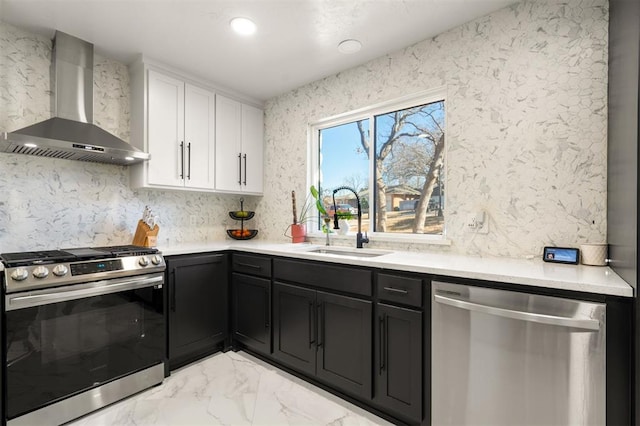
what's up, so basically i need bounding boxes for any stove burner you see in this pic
[0,250,78,267]
[62,248,111,258]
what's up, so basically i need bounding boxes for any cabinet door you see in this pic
[215,95,242,192]
[167,253,228,369]
[316,291,372,399]
[147,69,184,187]
[241,104,264,193]
[184,84,215,190]
[374,303,422,422]
[232,272,271,354]
[272,282,317,376]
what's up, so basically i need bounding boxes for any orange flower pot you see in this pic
[290,224,306,243]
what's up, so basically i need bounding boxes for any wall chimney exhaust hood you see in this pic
[0,31,149,165]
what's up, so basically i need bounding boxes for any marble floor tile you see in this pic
[68,351,393,426]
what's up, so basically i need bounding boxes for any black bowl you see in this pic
[229,211,255,220]
[227,229,258,240]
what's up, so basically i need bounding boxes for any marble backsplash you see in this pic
[0,23,255,251]
[0,154,258,251]
[258,0,609,258]
[1,0,609,257]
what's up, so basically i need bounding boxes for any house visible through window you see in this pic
[312,90,445,236]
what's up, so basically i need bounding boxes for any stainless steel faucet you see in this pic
[332,186,369,248]
[323,217,332,246]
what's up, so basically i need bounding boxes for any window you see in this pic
[310,89,445,237]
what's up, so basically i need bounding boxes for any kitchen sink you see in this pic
[305,247,391,258]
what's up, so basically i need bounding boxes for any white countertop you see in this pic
[158,241,634,298]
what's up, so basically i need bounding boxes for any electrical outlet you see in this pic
[467,211,489,234]
[189,215,197,226]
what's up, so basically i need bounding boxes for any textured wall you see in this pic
[0,0,609,257]
[0,23,256,251]
[259,0,609,258]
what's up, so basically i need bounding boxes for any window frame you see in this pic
[307,87,449,243]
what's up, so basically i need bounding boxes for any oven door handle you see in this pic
[5,274,164,311]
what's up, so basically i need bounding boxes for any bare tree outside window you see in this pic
[373,101,444,233]
[316,95,445,236]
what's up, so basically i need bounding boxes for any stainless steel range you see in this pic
[1,245,166,426]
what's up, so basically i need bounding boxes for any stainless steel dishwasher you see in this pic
[432,281,606,426]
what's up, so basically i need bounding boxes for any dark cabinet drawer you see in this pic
[273,258,372,297]
[232,253,272,278]
[377,273,422,308]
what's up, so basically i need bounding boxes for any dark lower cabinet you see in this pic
[273,281,372,399]
[316,290,372,398]
[374,303,422,423]
[272,282,318,376]
[167,253,228,370]
[273,282,318,375]
[231,272,271,355]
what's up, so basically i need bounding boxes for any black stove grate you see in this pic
[1,245,159,267]
[0,250,78,267]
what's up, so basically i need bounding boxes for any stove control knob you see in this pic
[138,257,149,267]
[33,266,49,279]
[52,264,68,277]
[11,268,29,281]
[151,255,162,265]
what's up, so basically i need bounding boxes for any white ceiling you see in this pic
[1,0,519,102]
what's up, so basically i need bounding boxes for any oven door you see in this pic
[4,273,165,421]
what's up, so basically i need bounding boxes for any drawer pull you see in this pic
[383,286,408,294]
[235,262,262,270]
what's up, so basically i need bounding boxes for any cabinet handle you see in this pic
[379,315,386,373]
[317,302,324,348]
[234,262,261,270]
[179,141,185,179]
[170,270,176,312]
[309,301,315,347]
[383,286,408,295]
[264,289,270,329]
[243,153,247,185]
[187,142,191,180]
[238,153,242,185]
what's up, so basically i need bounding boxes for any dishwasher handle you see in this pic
[433,293,601,331]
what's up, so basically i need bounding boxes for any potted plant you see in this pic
[289,186,331,242]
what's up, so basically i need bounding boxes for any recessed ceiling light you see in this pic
[230,17,257,36]
[125,156,134,161]
[338,39,362,54]
[24,143,38,148]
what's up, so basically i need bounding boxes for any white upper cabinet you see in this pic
[241,103,265,194]
[131,66,215,191]
[130,60,263,194]
[146,71,185,188]
[214,95,242,191]
[184,84,216,189]
[215,95,264,194]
